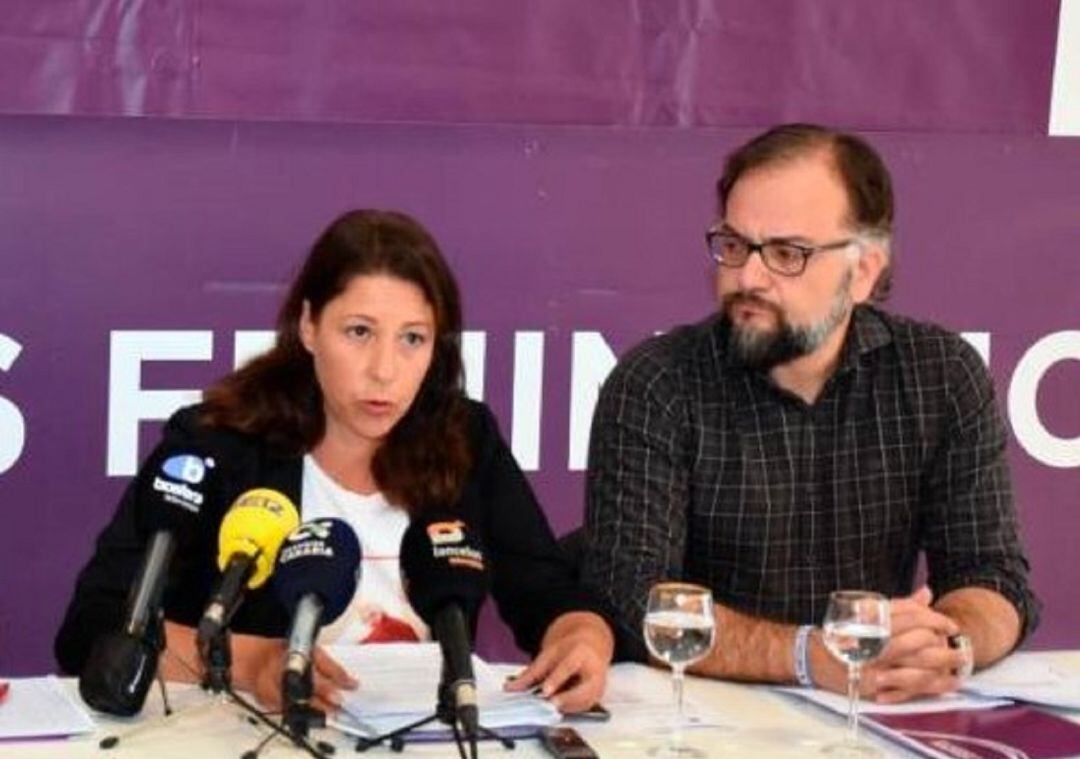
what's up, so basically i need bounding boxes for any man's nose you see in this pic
[736,248,773,291]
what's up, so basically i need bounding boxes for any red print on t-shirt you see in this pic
[360,611,421,643]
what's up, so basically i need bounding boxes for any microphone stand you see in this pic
[199,626,233,695]
[282,661,327,740]
[196,626,332,758]
[222,681,331,759]
[96,615,219,751]
[354,663,514,758]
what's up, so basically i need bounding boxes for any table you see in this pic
[1,653,1077,758]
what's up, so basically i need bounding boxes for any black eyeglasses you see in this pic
[705,228,858,277]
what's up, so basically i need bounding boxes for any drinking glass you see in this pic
[821,590,891,756]
[643,582,716,757]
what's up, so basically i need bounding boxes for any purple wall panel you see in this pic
[0,1,1060,132]
[0,0,1075,676]
[0,116,1077,674]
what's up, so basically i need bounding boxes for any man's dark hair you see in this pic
[717,123,895,301]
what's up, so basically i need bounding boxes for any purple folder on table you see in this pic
[866,705,1080,759]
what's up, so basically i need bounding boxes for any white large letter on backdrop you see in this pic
[107,331,212,476]
[1008,331,1080,468]
[461,331,486,402]
[233,330,275,369]
[568,332,618,471]
[512,331,544,471]
[0,334,26,475]
[1051,0,1080,136]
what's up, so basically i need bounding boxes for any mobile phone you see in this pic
[567,702,611,722]
[539,726,599,759]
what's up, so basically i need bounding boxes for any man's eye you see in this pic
[770,244,805,266]
[721,239,745,257]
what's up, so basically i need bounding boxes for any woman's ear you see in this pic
[298,300,315,353]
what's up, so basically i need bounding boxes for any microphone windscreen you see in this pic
[400,514,489,625]
[217,488,300,588]
[136,446,218,543]
[273,518,361,622]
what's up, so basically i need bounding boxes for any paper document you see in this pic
[777,685,1010,715]
[594,663,731,731]
[866,705,1080,759]
[964,652,1080,710]
[326,643,559,740]
[0,676,96,740]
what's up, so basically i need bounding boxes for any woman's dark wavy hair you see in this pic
[201,209,471,511]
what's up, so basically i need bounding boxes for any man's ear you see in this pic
[299,300,315,352]
[850,242,888,304]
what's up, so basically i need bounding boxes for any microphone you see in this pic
[400,514,490,738]
[79,449,216,716]
[272,518,361,736]
[197,488,300,659]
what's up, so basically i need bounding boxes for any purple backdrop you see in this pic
[0,1,1076,675]
[0,1,1059,132]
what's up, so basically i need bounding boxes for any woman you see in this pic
[56,209,614,713]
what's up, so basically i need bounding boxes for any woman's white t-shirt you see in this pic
[300,454,430,645]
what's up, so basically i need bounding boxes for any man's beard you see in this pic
[724,270,853,371]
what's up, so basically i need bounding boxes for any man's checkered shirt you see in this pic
[582,306,1039,657]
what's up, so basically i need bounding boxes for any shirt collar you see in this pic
[838,305,892,372]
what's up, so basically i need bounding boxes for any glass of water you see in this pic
[821,590,891,757]
[643,582,716,757]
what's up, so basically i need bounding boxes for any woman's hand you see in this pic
[504,611,614,713]
[232,635,358,712]
[162,622,357,712]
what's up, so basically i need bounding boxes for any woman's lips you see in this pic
[360,400,394,416]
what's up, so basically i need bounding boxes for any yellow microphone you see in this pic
[198,488,300,647]
[217,488,300,588]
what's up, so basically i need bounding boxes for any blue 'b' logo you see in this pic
[162,454,208,485]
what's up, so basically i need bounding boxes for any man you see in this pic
[582,124,1039,702]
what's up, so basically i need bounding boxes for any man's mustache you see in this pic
[724,291,781,317]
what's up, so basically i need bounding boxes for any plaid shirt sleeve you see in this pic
[920,337,1042,641]
[581,339,691,660]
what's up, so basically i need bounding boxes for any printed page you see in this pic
[0,676,96,740]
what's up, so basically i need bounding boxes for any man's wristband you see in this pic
[794,624,815,687]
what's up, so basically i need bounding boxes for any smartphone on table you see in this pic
[539,726,599,759]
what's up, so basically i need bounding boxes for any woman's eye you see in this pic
[402,331,427,347]
[347,325,371,339]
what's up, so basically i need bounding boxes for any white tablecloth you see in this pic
[2,652,1078,758]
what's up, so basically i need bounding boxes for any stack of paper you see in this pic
[0,676,96,740]
[964,652,1080,710]
[776,685,1010,715]
[325,643,560,740]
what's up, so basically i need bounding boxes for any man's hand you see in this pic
[872,587,966,703]
[504,611,614,713]
[808,587,966,703]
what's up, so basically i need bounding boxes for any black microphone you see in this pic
[400,515,490,738]
[79,449,216,716]
[272,518,361,736]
